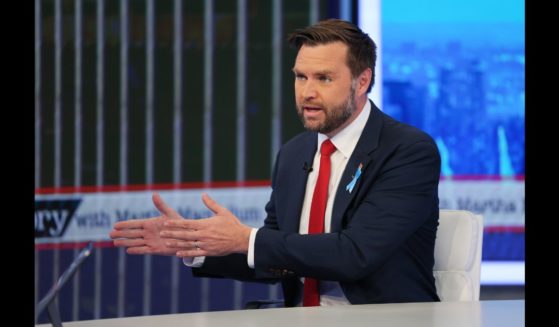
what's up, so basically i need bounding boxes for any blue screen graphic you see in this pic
[378,0,525,261]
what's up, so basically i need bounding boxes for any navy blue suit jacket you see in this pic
[194,102,441,305]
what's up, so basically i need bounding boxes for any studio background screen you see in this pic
[363,0,525,266]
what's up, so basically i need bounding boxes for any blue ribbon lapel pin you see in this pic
[346,163,363,194]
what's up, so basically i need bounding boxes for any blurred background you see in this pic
[35,0,524,323]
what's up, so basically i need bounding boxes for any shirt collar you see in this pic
[317,100,371,159]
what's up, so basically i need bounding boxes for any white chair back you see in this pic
[434,210,483,301]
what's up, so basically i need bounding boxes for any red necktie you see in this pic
[303,139,337,307]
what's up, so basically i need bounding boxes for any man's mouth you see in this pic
[303,105,322,112]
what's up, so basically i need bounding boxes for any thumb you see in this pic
[152,192,181,219]
[201,193,227,215]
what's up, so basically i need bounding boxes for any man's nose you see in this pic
[302,81,317,100]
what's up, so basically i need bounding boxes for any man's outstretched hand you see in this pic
[109,192,184,256]
[160,193,252,257]
[110,192,252,258]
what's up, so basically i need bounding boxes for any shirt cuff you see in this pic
[247,228,259,268]
[182,256,206,268]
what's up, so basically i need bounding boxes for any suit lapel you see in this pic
[330,101,383,232]
[283,134,317,233]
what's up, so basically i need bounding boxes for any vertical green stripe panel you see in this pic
[245,0,272,181]
[81,41,97,187]
[59,1,76,188]
[79,0,98,187]
[182,2,204,183]
[61,43,76,187]
[103,1,122,186]
[213,0,237,181]
[40,0,55,188]
[103,44,121,186]
[127,0,147,185]
[153,47,174,184]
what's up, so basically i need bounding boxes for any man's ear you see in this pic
[357,68,373,96]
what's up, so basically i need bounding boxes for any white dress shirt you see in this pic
[186,101,372,306]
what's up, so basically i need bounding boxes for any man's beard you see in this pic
[297,81,357,135]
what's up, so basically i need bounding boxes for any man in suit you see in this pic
[110,19,441,306]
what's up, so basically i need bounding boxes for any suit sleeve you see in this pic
[191,151,282,283]
[253,140,441,282]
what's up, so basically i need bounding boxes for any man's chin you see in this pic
[303,120,322,132]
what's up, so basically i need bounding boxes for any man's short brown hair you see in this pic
[288,19,377,93]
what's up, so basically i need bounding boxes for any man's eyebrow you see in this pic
[313,70,335,76]
[291,68,335,76]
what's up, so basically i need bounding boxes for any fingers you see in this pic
[113,218,149,230]
[109,229,144,240]
[160,229,199,241]
[152,192,181,219]
[164,239,193,249]
[113,238,146,248]
[201,193,227,215]
[127,246,154,255]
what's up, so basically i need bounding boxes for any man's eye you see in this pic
[319,76,332,82]
[295,75,307,81]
